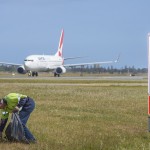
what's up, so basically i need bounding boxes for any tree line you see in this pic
[0,64,147,75]
[67,65,147,75]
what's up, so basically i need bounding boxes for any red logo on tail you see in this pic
[59,30,64,49]
[58,51,62,57]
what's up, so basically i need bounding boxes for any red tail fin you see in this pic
[55,29,64,57]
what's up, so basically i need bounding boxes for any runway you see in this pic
[0,74,146,81]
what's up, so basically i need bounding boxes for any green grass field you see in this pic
[0,77,149,150]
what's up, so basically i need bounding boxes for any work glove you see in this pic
[12,106,20,113]
[12,108,19,113]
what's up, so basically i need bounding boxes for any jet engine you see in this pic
[17,66,27,74]
[54,66,66,76]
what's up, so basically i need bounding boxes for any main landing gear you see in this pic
[28,71,38,77]
[54,72,60,77]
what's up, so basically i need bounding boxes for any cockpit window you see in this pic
[24,59,34,62]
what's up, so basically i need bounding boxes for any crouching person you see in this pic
[0,93,36,143]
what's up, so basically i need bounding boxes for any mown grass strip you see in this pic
[0,78,149,150]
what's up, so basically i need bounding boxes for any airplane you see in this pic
[0,29,119,77]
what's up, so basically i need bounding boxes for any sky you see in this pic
[0,0,150,69]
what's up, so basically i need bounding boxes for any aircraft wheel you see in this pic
[54,73,57,77]
[32,72,35,76]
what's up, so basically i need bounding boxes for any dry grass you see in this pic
[0,78,149,150]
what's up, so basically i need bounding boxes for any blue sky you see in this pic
[0,0,150,68]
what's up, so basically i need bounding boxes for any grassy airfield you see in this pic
[0,75,149,150]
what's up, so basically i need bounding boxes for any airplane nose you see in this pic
[24,61,30,69]
[24,61,27,66]
[24,59,35,70]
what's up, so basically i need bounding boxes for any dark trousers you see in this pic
[19,97,35,140]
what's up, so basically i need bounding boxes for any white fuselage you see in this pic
[24,55,63,72]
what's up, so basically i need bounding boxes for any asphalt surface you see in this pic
[0,74,146,81]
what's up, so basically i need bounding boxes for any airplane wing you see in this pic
[64,60,117,67]
[0,62,22,66]
[64,56,119,67]
[64,56,86,60]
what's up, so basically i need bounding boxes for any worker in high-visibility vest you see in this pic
[0,93,36,143]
